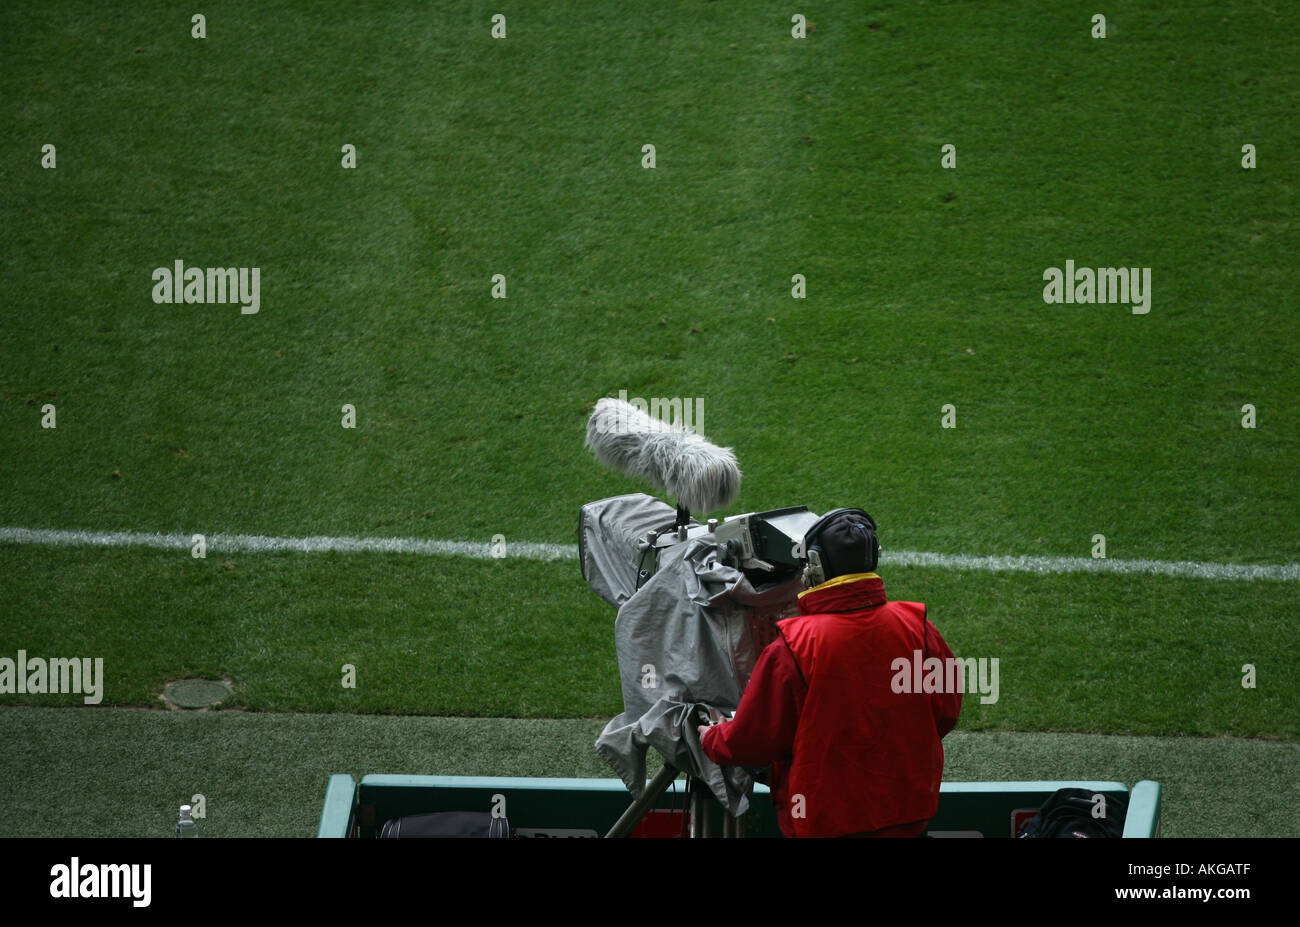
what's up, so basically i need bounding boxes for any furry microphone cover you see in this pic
[585,397,741,515]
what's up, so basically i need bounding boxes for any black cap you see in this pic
[808,509,881,580]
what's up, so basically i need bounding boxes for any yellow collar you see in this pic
[797,572,880,599]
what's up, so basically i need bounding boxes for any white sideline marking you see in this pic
[885,549,1299,582]
[0,527,573,562]
[0,526,1296,582]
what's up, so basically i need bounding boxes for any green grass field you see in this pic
[1,1,1297,837]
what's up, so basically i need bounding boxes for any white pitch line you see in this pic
[0,526,1296,582]
[0,527,574,562]
[883,549,1300,583]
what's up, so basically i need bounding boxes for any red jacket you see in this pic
[701,573,961,837]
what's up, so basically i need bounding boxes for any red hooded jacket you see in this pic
[701,573,961,837]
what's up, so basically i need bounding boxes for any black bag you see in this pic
[1016,788,1127,838]
[379,811,512,838]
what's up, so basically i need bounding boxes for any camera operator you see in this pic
[699,509,962,837]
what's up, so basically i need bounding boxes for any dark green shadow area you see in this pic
[1,707,1295,837]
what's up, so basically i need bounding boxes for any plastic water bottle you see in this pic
[175,804,199,838]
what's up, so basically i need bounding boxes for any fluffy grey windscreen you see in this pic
[585,398,741,514]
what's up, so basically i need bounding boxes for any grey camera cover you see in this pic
[583,494,804,816]
[579,493,682,608]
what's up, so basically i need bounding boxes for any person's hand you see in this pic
[696,706,724,736]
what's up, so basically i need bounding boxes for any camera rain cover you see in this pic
[581,494,805,815]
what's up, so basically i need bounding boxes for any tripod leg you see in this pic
[688,777,721,837]
[605,763,680,838]
[689,780,705,837]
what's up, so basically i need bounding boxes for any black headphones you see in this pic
[802,508,882,587]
